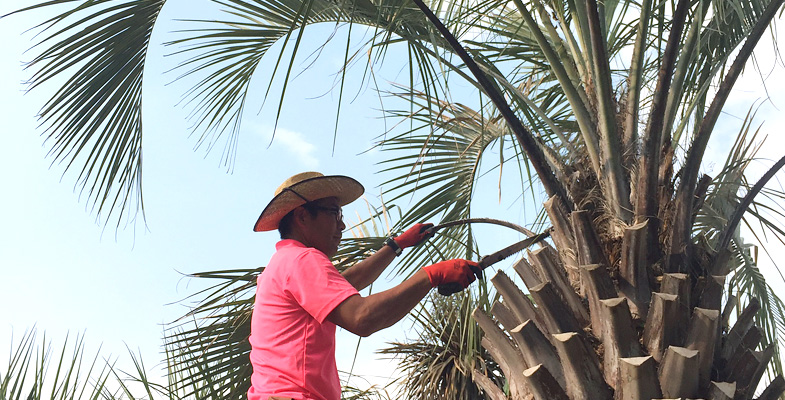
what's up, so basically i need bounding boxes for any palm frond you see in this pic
[406,0,570,205]
[379,282,502,399]
[14,0,166,227]
[585,0,632,222]
[163,267,258,400]
[0,329,114,400]
[717,154,785,252]
[166,0,461,165]
[622,0,652,149]
[166,0,349,166]
[633,0,690,249]
[508,0,600,176]
[727,243,785,379]
[669,0,784,270]
[694,114,785,383]
[373,90,519,274]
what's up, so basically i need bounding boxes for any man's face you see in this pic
[300,197,345,258]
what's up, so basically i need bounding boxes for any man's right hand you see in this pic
[422,259,482,289]
[395,223,434,249]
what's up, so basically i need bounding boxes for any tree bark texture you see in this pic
[552,332,613,400]
[721,294,738,331]
[658,346,699,398]
[618,356,662,400]
[619,221,652,318]
[544,195,579,288]
[599,297,642,389]
[571,210,611,269]
[660,273,690,334]
[491,300,523,332]
[707,381,735,400]
[472,368,508,400]
[491,271,548,334]
[473,307,531,399]
[643,293,680,361]
[522,364,570,400]
[529,246,590,326]
[511,320,565,388]
[581,263,617,341]
[719,297,760,364]
[530,281,582,333]
[695,275,725,311]
[685,307,719,390]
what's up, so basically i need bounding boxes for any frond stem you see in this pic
[669,0,785,270]
[633,0,690,263]
[408,0,574,212]
[585,0,632,222]
[623,0,652,151]
[513,0,601,176]
[428,217,537,236]
[717,154,785,253]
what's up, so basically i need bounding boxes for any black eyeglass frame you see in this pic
[304,204,344,222]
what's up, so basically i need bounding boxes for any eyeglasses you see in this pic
[307,205,343,222]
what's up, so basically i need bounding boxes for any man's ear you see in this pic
[292,206,310,228]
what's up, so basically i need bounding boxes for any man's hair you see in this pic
[278,204,319,239]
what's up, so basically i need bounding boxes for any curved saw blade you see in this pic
[477,228,552,269]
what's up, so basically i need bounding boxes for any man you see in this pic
[248,171,481,400]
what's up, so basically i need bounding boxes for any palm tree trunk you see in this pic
[474,229,785,399]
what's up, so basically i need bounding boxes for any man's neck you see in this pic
[283,232,312,250]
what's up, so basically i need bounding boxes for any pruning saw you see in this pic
[436,227,553,296]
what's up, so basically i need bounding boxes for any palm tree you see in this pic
[6,0,785,398]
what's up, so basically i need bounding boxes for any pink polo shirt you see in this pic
[248,239,360,400]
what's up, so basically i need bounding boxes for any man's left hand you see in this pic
[395,223,434,249]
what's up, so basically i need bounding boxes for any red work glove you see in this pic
[423,259,482,289]
[394,223,434,249]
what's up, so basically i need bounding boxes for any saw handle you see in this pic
[437,263,484,296]
[437,282,463,296]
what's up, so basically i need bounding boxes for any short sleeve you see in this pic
[285,249,359,323]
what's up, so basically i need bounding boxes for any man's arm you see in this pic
[327,259,479,337]
[341,223,433,291]
[330,269,432,337]
[341,245,397,291]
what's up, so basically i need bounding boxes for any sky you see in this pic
[1,0,785,396]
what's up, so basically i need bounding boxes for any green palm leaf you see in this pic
[0,329,114,400]
[379,283,502,399]
[163,267,257,399]
[693,111,785,380]
[374,90,522,272]
[8,0,165,226]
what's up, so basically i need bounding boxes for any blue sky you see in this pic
[2,0,785,395]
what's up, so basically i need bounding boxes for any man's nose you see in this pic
[338,219,346,231]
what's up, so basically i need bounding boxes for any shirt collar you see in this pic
[276,238,306,250]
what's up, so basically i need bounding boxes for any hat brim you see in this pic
[253,175,364,232]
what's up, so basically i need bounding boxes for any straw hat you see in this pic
[253,171,364,232]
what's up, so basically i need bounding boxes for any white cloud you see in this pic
[267,127,320,169]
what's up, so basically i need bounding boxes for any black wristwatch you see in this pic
[384,236,402,256]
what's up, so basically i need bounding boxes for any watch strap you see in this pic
[385,236,402,256]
